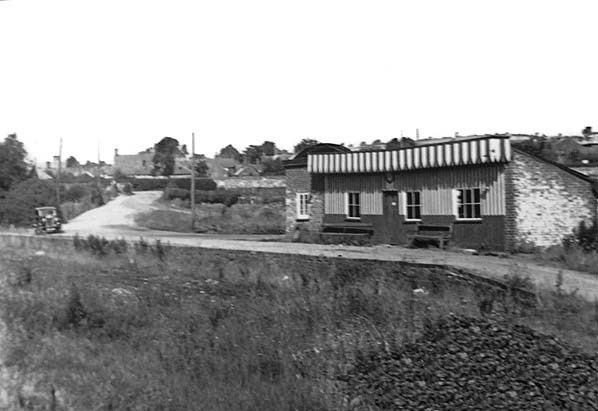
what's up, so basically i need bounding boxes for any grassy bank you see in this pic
[135,203,284,234]
[0,239,597,410]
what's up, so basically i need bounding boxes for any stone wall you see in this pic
[285,167,324,237]
[509,150,597,248]
[215,177,285,190]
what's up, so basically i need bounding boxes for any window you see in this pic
[456,188,481,219]
[405,191,422,221]
[296,193,309,220]
[346,192,361,219]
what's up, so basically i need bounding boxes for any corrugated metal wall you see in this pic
[324,164,505,216]
[325,174,385,215]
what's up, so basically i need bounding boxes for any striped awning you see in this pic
[307,136,511,174]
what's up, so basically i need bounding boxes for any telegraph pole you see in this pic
[56,137,63,206]
[190,132,196,231]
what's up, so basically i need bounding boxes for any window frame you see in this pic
[296,192,310,220]
[454,187,482,221]
[345,191,361,220]
[404,190,422,222]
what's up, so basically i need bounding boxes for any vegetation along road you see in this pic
[55,193,598,301]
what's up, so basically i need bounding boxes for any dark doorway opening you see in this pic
[382,190,401,244]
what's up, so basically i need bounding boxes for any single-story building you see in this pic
[284,136,598,251]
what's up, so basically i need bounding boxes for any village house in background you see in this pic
[36,156,113,180]
[284,135,598,251]
[112,144,291,179]
[113,148,192,177]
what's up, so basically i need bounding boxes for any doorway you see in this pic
[382,191,401,244]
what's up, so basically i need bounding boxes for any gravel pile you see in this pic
[342,315,598,410]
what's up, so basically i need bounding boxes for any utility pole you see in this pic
[56,137,63,206]
[190,132,196,231]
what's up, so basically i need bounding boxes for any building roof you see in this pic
[513,148,596,185]
[284,143,351,168]
[307,135,511,174]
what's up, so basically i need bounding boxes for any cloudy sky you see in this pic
[0,0,597,163]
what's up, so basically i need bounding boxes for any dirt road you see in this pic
[62,191,162,234]
[58,193,598,301]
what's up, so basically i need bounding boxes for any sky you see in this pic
[1,0,597,164]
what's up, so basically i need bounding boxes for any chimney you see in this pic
[454,132,459,138]
[416,128,420,140]
[114,148,119,157]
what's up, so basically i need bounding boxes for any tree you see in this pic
[386,137,415,150]
[261,158,284,175]
[195,159,210,177]
[0,134,28,192]
[66,156,80,168]
[152,137,181,177]
[0,179,58,226]
[261,141,276,156]
[294,138,319,154]
[243,145,263,164]
[218,144,242,162]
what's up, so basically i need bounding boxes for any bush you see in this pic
[73,234,129,256]
[563,220,598,252]
[0,178,60,226]
[127,177,217,191]
[164,187,190,201]
[165,188,240,207]
[122,182,133,195]
[64,184,90,202]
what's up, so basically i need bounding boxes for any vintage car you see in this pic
[33,206,63,234]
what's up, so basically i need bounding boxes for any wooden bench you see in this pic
[321,222,374,236]
[407,224,453,249]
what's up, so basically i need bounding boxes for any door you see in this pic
[382,191,401,244]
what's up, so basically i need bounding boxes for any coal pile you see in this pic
[341,315,598,410]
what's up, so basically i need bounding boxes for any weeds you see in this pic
[1,243,598,410]
[135,205,285,234]
[503,263,534,291]
[72,235,166,260]
[73,234,128,256]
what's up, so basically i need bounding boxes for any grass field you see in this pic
[135,203,285,234]
[0,238,597,410]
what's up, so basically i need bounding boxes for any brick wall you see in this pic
[285,167,324,236]
[509,150,597,248]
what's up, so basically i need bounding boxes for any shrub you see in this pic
[72,235,129,256]
[134,237,150,253]
[121,182,133,195]
[563,220,598,252]
[128,177,217,191]
[164,187,190,201]
[0,178,60,226]
[165,188,240,207]
[64,184,90,202]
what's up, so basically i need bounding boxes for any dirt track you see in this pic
[57,193,598,301]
